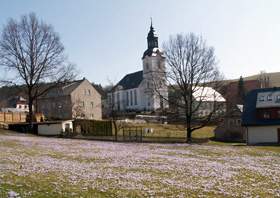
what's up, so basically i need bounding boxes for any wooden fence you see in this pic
[122,127,143,142]
[73,119,113,136]
[0,112,26,123]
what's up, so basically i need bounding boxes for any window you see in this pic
[158,59,161,69]
[276,95,280,102]
[88,90,91,96]
[277,111,280,118]
[117,93,120,110]
[81,101,85,108]
[259,96,265,102]
[126,91,129,106]
[91,102,94,108]
[267,95,272,101]
[147,82,150,89]
[263,112,270,119]
[108,95,111,105]
[134,90,137,105]
[84,89,87,95]
[130,91,133,106]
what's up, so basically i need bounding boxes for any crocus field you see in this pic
[0,131,280,198]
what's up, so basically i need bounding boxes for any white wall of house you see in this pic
[38,121,73,136]
[247,125,279,144]
[16,104,29,112]
[71,79,102,120]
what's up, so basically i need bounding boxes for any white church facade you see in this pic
[108,23,168,112]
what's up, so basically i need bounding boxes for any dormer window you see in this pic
[267,95,272,101]
[259,96,265,102]
[263,112,270,119]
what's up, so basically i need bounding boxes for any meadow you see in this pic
[0,129,279,197]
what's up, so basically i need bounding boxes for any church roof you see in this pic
[114,70,143,91]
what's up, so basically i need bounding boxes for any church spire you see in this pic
[147,19,158,49]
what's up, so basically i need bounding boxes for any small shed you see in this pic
[38,120,73,136]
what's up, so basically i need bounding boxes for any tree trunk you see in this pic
[28,92,34,133]
[186,115,192,143]
[186,127,192,143]
[113,120,118,141]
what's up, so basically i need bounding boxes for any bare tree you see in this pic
[0,13,76,131]
[72,98,86,119]
[106,86,127,141]
[156,33,224,142]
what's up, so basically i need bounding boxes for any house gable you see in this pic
[71,79,101,98]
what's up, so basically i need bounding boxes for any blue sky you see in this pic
[1,0,280,85]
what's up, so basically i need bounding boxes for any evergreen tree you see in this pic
[237,76,246,104]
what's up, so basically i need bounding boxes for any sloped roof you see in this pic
[114,71,143,90]
[242,87,280,126]
[41,79,84,98]
[193,86,225,102]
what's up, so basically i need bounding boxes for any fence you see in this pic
[73,119,113,136]
[0,112,26,123]
[122,127,143,142]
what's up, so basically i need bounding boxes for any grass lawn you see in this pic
[117,123,216,143]
[0,129,280,197]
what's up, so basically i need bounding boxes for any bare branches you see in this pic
[0,13,77,127]
[160,33,224,142]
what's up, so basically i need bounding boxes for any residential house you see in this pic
[214,104,245,141]
[37,78,102,120]
[168,86,226,122]
[242,87,280,144]
[1,96,29,113]
[193,87,226,118]
[214,80,261,141]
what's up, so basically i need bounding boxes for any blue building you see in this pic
[242,87,280,144]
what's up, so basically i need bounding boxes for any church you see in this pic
[108,22,169,112]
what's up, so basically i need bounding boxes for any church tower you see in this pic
[147,22,158,50]
[142,21,168,110]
